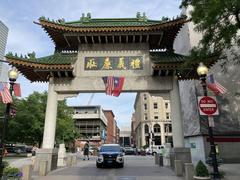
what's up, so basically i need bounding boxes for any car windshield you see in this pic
[100,146,121,152]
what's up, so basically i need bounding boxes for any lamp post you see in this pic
[0,68,18,178]
[197,62,220,179]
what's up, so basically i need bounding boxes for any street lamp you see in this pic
[0,68,18,178]
[197,62,220,179]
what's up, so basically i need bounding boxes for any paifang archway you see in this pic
[6,13,204,171]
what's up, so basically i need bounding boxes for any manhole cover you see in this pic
[117,177,136,180]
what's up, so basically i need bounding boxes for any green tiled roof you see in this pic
[37,53,77,64]
[6,52,77,65]
[150,51,186,64]
[39,13,184,28]
[65,18,162,27]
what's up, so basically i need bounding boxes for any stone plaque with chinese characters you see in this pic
[84,56,143,70]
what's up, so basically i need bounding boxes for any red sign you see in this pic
[198,96,219,116]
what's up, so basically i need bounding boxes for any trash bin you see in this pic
[159,155,163,166]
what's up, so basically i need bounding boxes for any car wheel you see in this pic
[119,163,124,168]
[152,152,156,156]
[96,163,101,168]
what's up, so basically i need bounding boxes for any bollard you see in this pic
[174,160,183,176]
[39,161,48,176]
[21,164,33,180]
[66,156,73,167]
[159,155,163,166]
[71,155,77,166]
[154,153,159,165]
[185,163,194,180]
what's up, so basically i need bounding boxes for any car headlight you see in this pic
[116,154,123,163]
[97,155,104,163]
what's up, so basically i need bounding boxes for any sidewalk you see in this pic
[5,156,240,180]
[219,163,240,180]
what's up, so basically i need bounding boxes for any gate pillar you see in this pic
[34,77,58,172]
[170,76,192,166]
[170,76,184,148]
[42,77,58,149]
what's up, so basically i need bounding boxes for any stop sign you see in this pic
[198,96,219,116]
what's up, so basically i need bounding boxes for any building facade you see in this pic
[0,20,9,81]
[131,112,137,147]
[173,7,240,163]
[119,127,131,147]
[71,105,107,147]
[103,110,118,144]
[134,93,172,149]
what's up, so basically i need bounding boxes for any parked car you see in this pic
[124,147,135,155]
[96,144,124,168]
[145,145,165,155]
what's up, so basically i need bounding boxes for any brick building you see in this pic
[104,110,117,144]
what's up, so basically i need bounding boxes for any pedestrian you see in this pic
[3,148,8,157]
[83,141,90,160]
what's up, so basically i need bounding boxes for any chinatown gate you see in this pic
[6,13,198,171]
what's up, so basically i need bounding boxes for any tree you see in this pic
[4,91,77,146]
[181,0,240,68]
[55,100,78,145]
[7,92,47,146]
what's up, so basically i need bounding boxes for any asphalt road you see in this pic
[34,155,183,180]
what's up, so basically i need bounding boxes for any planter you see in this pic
[193,176,211,180]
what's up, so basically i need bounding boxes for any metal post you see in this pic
[0,80,15,179]
[200,75,220,179]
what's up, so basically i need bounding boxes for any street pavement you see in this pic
[5,155,240,180]
[33,155,184,180]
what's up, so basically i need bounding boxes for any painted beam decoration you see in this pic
[84,56,143,70]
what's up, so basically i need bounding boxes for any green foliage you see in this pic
[3,166,22,177]
[219,170,225,178]
[195,160,209,177]
[2,161,9,169]
[55,100,78,144]
[4,91,77,146]
[181,0,240,66]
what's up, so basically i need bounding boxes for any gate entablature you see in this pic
[5,13,193,82]
[34,13,187,51]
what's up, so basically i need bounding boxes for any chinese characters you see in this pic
[85,56,143,70]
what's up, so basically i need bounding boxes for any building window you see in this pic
[153,103,158,109]
[164,124,172,133]
[144,124,149,133]
[144,113,148,120]
[143,94,147,100]
[166,113,170,119]
[144,103,147,110]
[165,103,168,109]
[154,116,158,119]
[153,124,161,133]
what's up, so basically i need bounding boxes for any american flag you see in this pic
[106,76,114,95]
[0,82,13,104]
[102,76,124,96]
[207,74,227,95]
[102,76,114,95]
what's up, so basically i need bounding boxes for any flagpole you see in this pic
[0,68,18,179]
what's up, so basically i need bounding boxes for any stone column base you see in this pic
[170,147,192,169]
[34,148,58,172]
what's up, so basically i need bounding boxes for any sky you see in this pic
[0,0,182,129]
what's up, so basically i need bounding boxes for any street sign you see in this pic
[198,96,219,116]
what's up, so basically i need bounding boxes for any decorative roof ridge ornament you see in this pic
[136,12,147,22]
[6,51,36,61]
[80,13,92,22]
